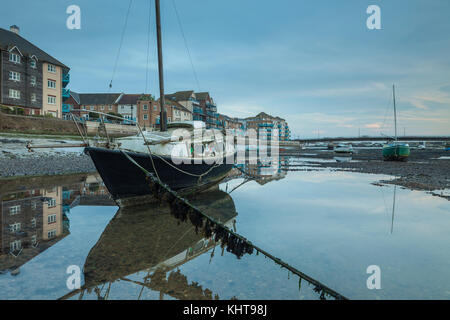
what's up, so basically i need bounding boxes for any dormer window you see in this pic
[9,52,20,64]
[30,59,37,68]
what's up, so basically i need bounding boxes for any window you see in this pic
[30,76,36,86]
[143,114,148,120]
[10,205,21,215]
[31,93,37,103]
[9,52,20,64]
[31,218,36,228]
[48,229,57,238]
[30,59,36,68]
[10,240,21,252]
[31,235,37,245]
[168,117,171,123]
[47,198,56,208]
[9,89,20,99]
[108,105,113,110]
[9,71,20,81]
[47,95,56,104]
[47,64,56,73]
[48,214,57,223]
[9,223,21,232]
[153,105,157,111]
[143,104,148,110]
[100,105,104,110]
[47,79,56,89]
[90,106,95,111]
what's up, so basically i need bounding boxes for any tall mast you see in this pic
[393,84,397,141]
[155,0,167,131]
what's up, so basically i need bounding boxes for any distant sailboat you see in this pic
[382,85,410,161]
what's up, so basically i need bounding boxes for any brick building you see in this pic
[0,25,70,118]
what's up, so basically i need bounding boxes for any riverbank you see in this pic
[288,148,450,200]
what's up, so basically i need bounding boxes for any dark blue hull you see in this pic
[85,147,234,205]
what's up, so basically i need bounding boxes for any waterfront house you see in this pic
[117,94,140,124]
[77,92,122,121]
[0,25,70,118]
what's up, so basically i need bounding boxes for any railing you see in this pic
[193,107,203,114]
[62,73,70,87]
[62,104,71,113]
[62,88,70,99]
[206,103,217,112]
[258,123,274,127]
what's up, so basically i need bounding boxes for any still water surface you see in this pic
[0,156,449,300]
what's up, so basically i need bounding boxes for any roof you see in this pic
[78,93,122,105]
[0,27,69,71]
[165,90,194,102]
[194,92,210,101]
[70,91,80,104]
[245,112,285,122]
[117,94,141,105]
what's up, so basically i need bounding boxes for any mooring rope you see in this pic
[119,149,348,300]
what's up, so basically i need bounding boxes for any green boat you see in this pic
[382,85,410,161]
[382,142,410,161]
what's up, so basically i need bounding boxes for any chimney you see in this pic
[10,25,20,35]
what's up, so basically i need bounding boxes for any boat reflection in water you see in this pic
[73,185,238,300]
[333,156,352,163]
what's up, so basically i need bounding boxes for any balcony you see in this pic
[62,104,71,113]
[258,123,274,128]
[193,107,203,114]
[206,103,217,113]
[62,88,70,99]
[62,73,70,88]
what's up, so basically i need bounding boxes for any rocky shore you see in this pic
[288,148,450,200]
[0,153,96,178]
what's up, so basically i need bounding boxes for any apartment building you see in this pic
[246,112,291,141]
[0,25,70,118]
[194,92,219,129]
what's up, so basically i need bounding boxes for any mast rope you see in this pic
[109,0,133,90]
[171,0,201,92]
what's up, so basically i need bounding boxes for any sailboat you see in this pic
[84,0,236,206]
[382,85,410,161]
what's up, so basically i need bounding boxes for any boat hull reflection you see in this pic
[83,186,237,290]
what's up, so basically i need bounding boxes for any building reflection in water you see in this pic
[0,173,115,276]
[235,155,288,185]
[0,183,68,275]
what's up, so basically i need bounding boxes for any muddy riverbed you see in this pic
[285,148,450,199]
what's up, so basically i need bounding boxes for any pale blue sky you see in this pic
[1,0,449,137]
